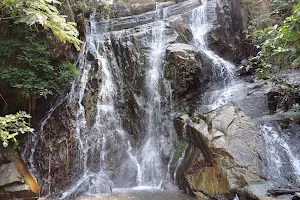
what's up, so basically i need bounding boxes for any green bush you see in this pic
[0,112,34,147]
[0,0,81,50]
[0,27,79,98]
[252,2,300,78]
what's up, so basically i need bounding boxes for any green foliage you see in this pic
[0,0,81,50]
[268,0,296,18]
[0,111,34,147]
[243,0,297,35]
[0,27,79,98]
[252,2,300,77]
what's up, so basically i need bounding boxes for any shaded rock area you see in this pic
[23,99,83,197]
[113,0,156,18]
[0,145,39,200]
[174,105,263,199]
[165,43,212,101]
[265,71,300,115]
[206,0,252,63]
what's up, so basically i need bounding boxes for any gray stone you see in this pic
[165,43,212,102]
[4,184,29,192]
[237,180,281,199]
[0,162,23,187]
[174,105,263,198]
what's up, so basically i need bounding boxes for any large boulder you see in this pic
[174,104,263,199]
[0,146,39,200]
[165,43,213,102]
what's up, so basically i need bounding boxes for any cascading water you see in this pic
[190,0,234,83]
[189,0,238,112]
[27,0,300,199]
[138,23,167,187]
[188,0,300,188]
[260,124,300,182]
[61,15,139,198]
[60,5,177,197]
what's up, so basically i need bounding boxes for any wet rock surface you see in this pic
[206,0,251,63]
[0,145,39,200]
[165,43,212,102]
[23,99,82,196]
[174,105,263,199]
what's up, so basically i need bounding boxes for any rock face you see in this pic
[24,99,84,197]
[0,146,39,200]
[165,43,212,101]
[174,105,263,199]
[206,0,251,63]
[21,0,251,197]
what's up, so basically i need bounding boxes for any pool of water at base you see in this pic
[75,188,197,200]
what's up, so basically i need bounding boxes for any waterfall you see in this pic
[260,124,300,182]
[190,0,234,83]
[138,23,166,187]
[28,0,300,198]
[189,0,238,112]
[59,5,178,196]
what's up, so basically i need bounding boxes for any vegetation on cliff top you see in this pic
[0,27,79,98]
[0,0,83,146]
[246,0,299,78]
[0,0,81,50]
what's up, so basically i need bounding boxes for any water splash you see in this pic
[138,23,168,187]
[260,124,300,180]
[189,0,235,83]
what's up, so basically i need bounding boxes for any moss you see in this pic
[186,164,230,195]
[165,69,171,79]
[170,140,185,169]
[23,175,29,185]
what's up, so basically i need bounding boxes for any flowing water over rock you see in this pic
[260,123,300,182]
[60,5,178,198]
[190,0,234,84]
[23,0,300,199]
[188,0,237,113]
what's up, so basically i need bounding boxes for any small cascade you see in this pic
[260,124,300,181]
[189,0,237,112]
[138,24,167,187]
[190,0,234,83]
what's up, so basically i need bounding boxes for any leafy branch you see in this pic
[0,0,81,50]
[0,111,34,147]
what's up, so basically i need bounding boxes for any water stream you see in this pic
[25,0,300,199]
[62,5,176,198]
[260,123,300,182]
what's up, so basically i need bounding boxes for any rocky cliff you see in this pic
[17,0,300,200]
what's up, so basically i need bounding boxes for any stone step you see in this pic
[97,0,201,32]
